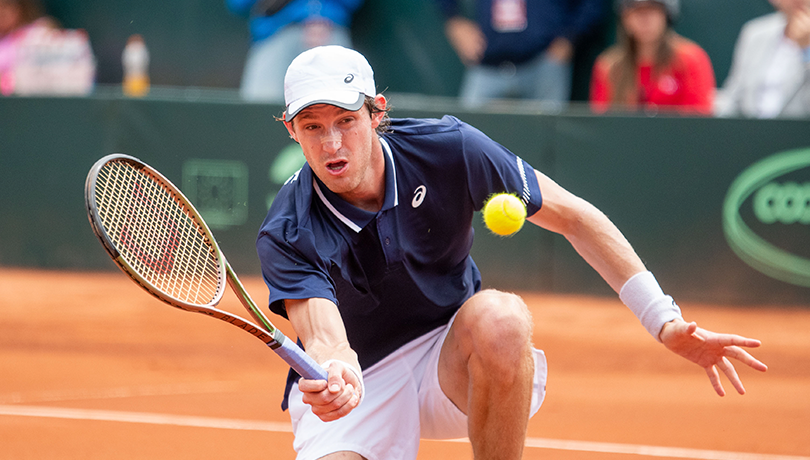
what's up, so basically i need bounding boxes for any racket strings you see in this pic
[94,160,221,305]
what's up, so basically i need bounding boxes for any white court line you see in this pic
[0,404,292,433]
[442,437,810,460]
[1,404,808,460]
[0,381,239,405]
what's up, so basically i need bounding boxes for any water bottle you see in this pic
[122,34,149,97]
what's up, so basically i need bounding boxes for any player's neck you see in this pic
[339,139,386,213]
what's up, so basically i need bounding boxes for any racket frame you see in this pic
[85,154,326,380]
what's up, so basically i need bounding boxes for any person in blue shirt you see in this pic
[437,0,608,108]
[225,0,363,102]
[257,45,767,460]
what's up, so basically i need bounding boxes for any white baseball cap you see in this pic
[283,45,377,121]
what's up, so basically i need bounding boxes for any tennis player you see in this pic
[256,45,768,460]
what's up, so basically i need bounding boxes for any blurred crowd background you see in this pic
[2,0,804,117]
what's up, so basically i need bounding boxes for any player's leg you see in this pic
[288,323,446,460]
[437,289,535,459]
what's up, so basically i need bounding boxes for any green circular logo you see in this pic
[722,148,810,287]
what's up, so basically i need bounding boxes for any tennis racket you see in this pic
[85,153,327,381]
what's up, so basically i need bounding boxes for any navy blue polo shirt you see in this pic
[256,115,543,374]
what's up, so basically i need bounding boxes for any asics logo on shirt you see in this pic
[412,185,427,208]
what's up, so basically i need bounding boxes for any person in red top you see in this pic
[590,0,715,114]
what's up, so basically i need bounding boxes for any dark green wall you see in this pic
[38,0,776,99]
[2,96,808,305]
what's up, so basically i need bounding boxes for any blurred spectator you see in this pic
[0,0,51,94]
[589,0,715,114]
[226,0,364,102]
[715,0,810,118]
[437,0,607,108]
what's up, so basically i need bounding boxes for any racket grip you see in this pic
[274,336,328,381]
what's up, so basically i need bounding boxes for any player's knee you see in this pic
[464,290,533,367]
[474,289,532,332]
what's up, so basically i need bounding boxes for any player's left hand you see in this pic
[659,319,768,396]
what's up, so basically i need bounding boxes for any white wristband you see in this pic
[321,359,365,405]
[619,271,683,342]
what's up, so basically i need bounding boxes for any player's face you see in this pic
[285,97,386,210]
[622,3,668,46]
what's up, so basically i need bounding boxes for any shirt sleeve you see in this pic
[256,221,338,318]
[454,119,543,217]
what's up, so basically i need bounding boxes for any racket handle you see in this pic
[274,335,328,381]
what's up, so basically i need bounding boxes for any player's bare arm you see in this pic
[528,169,767,395]
[285,297,363,421]
[527,170,646,292]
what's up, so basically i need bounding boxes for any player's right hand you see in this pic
[298,360,362,422]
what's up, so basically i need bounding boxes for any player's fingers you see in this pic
[313,384,359,422]
[725,345,768,372]
[301,387,337,407]
[325,365,347,394]
[298,378,328,394]
[718,334,761,348]
[705,364,725,397]
[696,327,762,350]
[300,375,345,408]
[717,357,745,395]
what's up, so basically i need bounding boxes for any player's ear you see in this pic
[374,94,386,109]
[370,94,386,128]
[283,118,298,142]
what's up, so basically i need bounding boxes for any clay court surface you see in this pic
[1,267,808,459]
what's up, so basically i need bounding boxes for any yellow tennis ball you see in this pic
[483,193,526,236]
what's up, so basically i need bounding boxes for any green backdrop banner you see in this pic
[1,96,808,305]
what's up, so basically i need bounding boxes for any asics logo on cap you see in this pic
[344,74,355,83]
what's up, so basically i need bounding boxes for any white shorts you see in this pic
[287,314,548,460]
